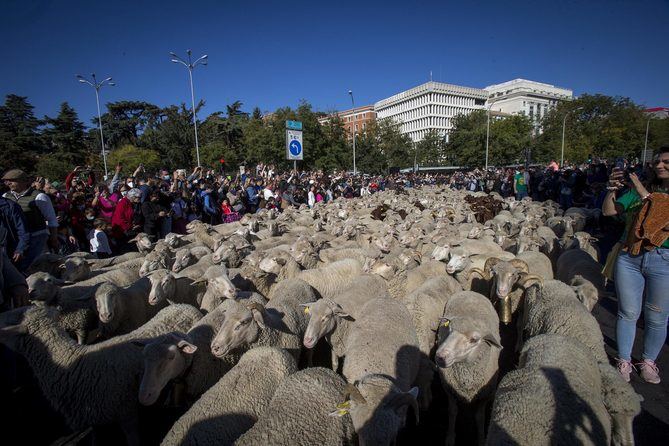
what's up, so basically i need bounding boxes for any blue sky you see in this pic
[1,0,668,126]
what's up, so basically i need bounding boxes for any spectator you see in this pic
[89,219,112,259]
[2,169,59,271]
[513,166,530,200]
[0,194,29,264]
[602,147,669,385]
[141,190,168,240]
[91,185,116,222]
[111,188,142,251]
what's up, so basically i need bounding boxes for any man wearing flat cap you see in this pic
[2,169,59,271]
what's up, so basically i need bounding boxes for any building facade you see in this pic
[318,105,376,139]
[484,79,573,132]
[374,81,488,142]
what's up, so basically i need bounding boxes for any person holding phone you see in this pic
[602,147,669,384]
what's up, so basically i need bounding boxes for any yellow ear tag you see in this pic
[442,320,450,328]
[329,408,350,417]
[336,401,351,409]
[303,307,310,315]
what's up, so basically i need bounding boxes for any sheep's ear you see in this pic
[483,333,503,349]
[0,324,28,339]
[177,339,198,354]
[332,304,354,321]
[275,257,287,266]
[247,303,266,329]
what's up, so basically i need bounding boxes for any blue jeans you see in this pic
[516,190,528,200]
[615,248,669,362]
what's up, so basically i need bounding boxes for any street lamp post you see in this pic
[561,107,583,168]
[643,114,652,161]
[170,50,208,167]
[77,73,115,179]
[485,100,498,171]
[348,90,356,175]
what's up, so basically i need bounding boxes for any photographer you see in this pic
[64,166,95,193]
[602,147,669,384]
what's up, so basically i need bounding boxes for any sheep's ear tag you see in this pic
[303,307,310,315]
[441,319,450,328]
[329,402,351,417]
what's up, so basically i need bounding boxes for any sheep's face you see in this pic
[374,234,394,253]
[570,276,598,311]
[491,262,521,298]
[26,272,62,303]
[60,259,90,282]
[302,301,348,349]
[172,250,191,273]
[212,243,234,265]
[446,249,469,275]
[164,233,181,248]
[248,219,260,233]
[134,233,153,253]
[204,276,237,301]
[435,325,491,368]
[210,307,260,357]
[516,237,538,254]
[259,256,285,275]
[467,226,483,239]
[140,254,169,277]
[148,273,175,305]
[431,245,450,261]
[95,284,121,323]
[137,335,196,406]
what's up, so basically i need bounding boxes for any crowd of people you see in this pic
[1,152,668,387]
[0,158,654,271]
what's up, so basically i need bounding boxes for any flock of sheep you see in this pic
[0,185,642,446]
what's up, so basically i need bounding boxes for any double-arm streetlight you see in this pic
[170,50,208,167]
[77,73,115,179]
[560,106,584,167]
[348,90,356,175]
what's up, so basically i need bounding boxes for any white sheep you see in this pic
[94,277,163,338]
[147,269,206,308]
[301,274,389,370]
[237,367,356,446]
[435,291,502,446]
[171,245,212,273]
[210,279,317,361]
[294,258,363,300]
[0,304,202,446]
[518,281,608,363]
[137,301,240,406]
[487,334,612,446]
[160,346,297,446]
[401,275,462,410]
[340,297,421,445]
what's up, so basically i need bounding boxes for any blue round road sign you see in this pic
[289,140,302,156]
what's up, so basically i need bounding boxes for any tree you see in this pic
[448,111,532,167]
[42,102,88,164]
[96,100,162,150]
[0,94,43,173]
[107,145,161,174]
[374,119,413,170]
[538,94,646,163]
[416,129,447,167]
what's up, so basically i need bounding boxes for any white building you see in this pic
[374,81,488,142]
[484,79,573,131]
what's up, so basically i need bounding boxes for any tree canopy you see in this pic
[1,92,667,180]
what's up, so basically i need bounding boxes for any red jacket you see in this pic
[65,170,96,192]
[111,197,134,237]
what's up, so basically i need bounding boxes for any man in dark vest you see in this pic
[2,169,59,272]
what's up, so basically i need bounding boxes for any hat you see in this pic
[2,169,28,181]
[126,188,142,199]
